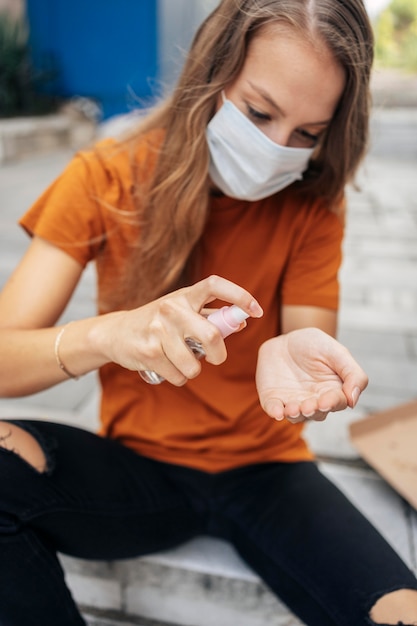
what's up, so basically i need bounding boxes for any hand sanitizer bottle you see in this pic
[139,305,249,385]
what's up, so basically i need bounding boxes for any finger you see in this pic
[260,394,286,421]
[138,362,188,387]
[317,388,348,414]
[182,314,227,366]
[286,394,339,423]
[200,307,218,318]
[308,411,329,422]
[162,337,205,383]
[285,414,306,424]
[286,408,329,424]
[139,337,202,387]
[189,275,263,319]
[283,401,303,422]
[299,397,320,419]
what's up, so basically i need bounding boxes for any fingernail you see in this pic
[250,300,263,317]
[352,387,361,407]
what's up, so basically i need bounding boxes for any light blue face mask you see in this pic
[206,95,314,201]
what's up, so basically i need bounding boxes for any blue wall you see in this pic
[26,0,158,119]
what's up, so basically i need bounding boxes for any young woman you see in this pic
[1,1,416,624]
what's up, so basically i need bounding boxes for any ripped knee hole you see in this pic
[0,422,47,472]
[370,588,417,625]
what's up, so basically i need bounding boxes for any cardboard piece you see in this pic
[349,399,417,510]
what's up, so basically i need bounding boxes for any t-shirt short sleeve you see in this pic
[281,198,344,310]
[19,144,114,268]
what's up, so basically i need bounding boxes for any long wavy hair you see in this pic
[107,0,373,309]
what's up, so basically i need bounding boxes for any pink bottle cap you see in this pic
[207,305,249,338]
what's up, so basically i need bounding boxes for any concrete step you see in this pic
[58,462,417,626]
[0,109,96,164]
[83,611,179,626]
[62,537,303,626]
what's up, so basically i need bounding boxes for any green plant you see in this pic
[0,11,57,117]
[375,0,417,72]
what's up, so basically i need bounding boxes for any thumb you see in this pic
[341,368,369,408]
[324,336,368,409]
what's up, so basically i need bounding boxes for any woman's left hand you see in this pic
[255,328,368,423]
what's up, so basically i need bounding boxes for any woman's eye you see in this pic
[297,129,320,146]
[247,105,271,122]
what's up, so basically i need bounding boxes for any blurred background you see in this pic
[1,0,416,122]
[0,0,221,121]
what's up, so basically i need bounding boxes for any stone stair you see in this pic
[63,461,416,626]
[70,534,303,626]
[0,105,96,165]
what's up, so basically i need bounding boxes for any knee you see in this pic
[0,421,47,472]
[370,588,417,625]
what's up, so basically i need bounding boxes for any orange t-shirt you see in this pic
[20,130,344,472]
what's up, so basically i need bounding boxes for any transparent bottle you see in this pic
[139,305,249,385]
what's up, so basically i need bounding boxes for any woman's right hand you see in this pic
[90,274,263,386]
[0,236,262,396]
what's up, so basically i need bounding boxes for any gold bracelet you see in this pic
[54,324,79,380]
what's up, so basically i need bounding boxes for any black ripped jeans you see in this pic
[0,420,416,626]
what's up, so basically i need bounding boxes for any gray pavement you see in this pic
[0,107,417,625]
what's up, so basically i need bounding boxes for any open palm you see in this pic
[256,328,368,423]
